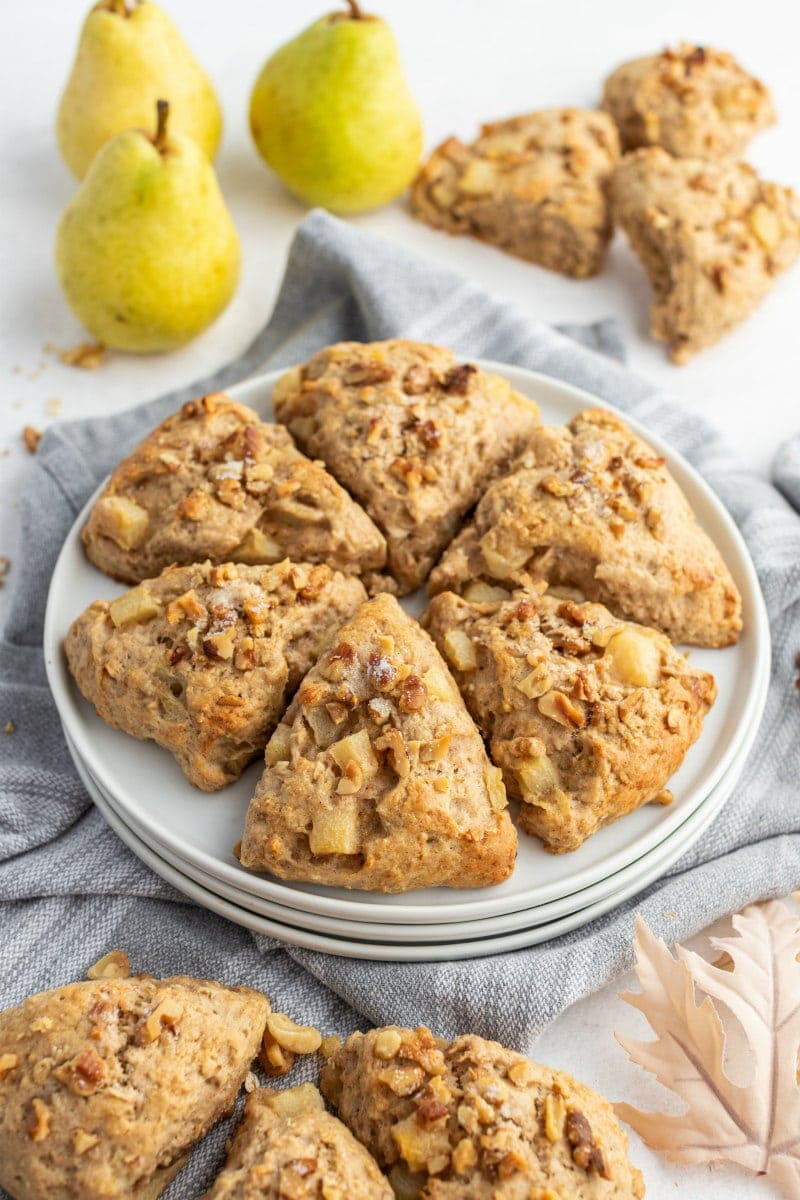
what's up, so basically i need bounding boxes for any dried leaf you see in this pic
[615,900,800,1196]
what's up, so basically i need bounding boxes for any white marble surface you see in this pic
[1,1,796,1194]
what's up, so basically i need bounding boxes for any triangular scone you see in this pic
[271,340,540,594]
[0,973,269,1200]
[610,148,800,362]
[65,560,366,790]
[321,1027,645,1198]
[429,408,742,647]
[411,109,620,278]
[202,1085,393,1200]
[240,593,517,891]
[424,587,716,852]
[82,392,386,584]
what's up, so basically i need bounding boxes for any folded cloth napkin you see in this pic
[2,210,799,1196]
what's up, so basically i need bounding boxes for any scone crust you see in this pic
[429,407,742,647]
[424,587,716,852]
[0,975,269,1200]
[202,1090,392,1199]
[602,43,775,159]
[82,392,386,585]
[271,340,540,594]
[610,147,800,362]
[412,108,620,278]
[240,593,517,892]
[321,1026,645,1198]
[65,560,366,790]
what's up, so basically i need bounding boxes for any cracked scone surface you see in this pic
[321,1027,645,1199]
[610,148,800,362]
[602,43,774,160]
[82,392,386,585]
[424,586,716,852]
[240,593,517,892]
[429,408,742,647]
[0,975,269,1200]
[65,560,366,790]
[271,340,540,594]
[411,108,620,278]
[203,1086,392,1199]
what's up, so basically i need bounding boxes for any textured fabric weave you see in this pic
[2,210,799,1197]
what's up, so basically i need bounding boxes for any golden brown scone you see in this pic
[82,392,386,585]
[321,1027,645,1199]
[271,340,540,594]
[240,593,517,892]
[602,43,774,160]
[65,560,366,791]
[0,973,269,1200]
[411,108,620,278]
[429,408,742,647]
[202,1084,392,1199]
[610,148,800,363]
[424,586,716,852]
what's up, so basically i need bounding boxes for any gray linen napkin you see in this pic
[2,209,799,1197]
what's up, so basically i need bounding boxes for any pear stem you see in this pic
[346,0,364,17]
[154,100,170,153]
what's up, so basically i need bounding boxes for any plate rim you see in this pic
[44,360,771,924]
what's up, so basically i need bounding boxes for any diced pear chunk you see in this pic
[329,729,378,778]
[516,754,562,804]
[232,528,284,565]
[458,158,498,196]
[266,1083,325,1117]
[604,627,662,687]
[480,537,529,581]
[463,581,510,603]
[108,586,160,628]
[309,801,360,856]
[265,724,292,766]
[94,495,149,550]
[442,629,477,672]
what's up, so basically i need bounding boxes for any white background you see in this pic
[1,1,797,1195]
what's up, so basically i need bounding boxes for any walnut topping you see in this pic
[400,675,428,713]
[64,1049,107,1096]
[73,1129,101,1156]
[203,626,237,661]
[452,1137,478,1174]
[537,690,586,729]
[87,949,130,980]
[540,475,575,498]
[377,727,410,778]
[441,363,477,393]
[142,995,183,1043]
[416,1098,449,1127]
[498,1149,528,1178]
[403,364,433,394]
[27,1098,50,1141]
[266,1013,322,1055]
[259,1032,295,1077]
[543,1092,566,1141]
[368,651,397,691]
[565,1109,610,1178]
[165,589,207,625]
[0,1053,19,1079]
[344,360,395,386]
[415,418,442,449]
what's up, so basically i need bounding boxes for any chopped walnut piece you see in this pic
[399,675,428,713]
[543,1092,566,1141]
[142,995,183,1043]
[65,1049,107,1096]
[537,690,586,729]
[266,1013,323,1055]
[72,1129,101,1155]
[27,1098,50,1141]
[0,1053,19,1079]
[87,949,131,980]
[565,1108,610,1177]
[260,1030,295,1077]
[441,363,477,394]
[59,342,105,370]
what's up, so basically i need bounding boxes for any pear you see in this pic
[55,101,240,354]
[57,0,221,179]
[249,0,423,214]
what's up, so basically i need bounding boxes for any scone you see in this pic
[65,560,366,790]
[602,43,775,160]
[429,408,742,647]
[271,340,540,594]
[239,593,517,892]
[202,1084,392,1199]
[424,586,716,852]
[610,148,800,362]
[0,973,269,1200]
[411,108,620,278]
[82,392,386,584]
[321,1026,645,1198]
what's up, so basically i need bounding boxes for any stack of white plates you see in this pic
[44,364,770,962]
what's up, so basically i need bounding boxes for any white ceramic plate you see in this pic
[45,363,769,926]
[73,743,753,963]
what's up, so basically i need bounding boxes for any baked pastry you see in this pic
[321,1026,645,1198]
[429,408,742,647]
[424,586,716,852]
[65,560,366,790]
[0,973,269,1200]
[82,392,386,585]
[271,340,540,594]
[602,43,775,160]
[202,1084,392,1199]
[610,148,800,362]
[411,108,620,278]
[240,593,517,891]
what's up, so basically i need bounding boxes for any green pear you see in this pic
[57,0,222,179]
[249,0,423,214]
[55,102,240,354]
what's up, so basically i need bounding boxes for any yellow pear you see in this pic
[249,0,423,214]
[57,0,221,179]
[55,102,240,354]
